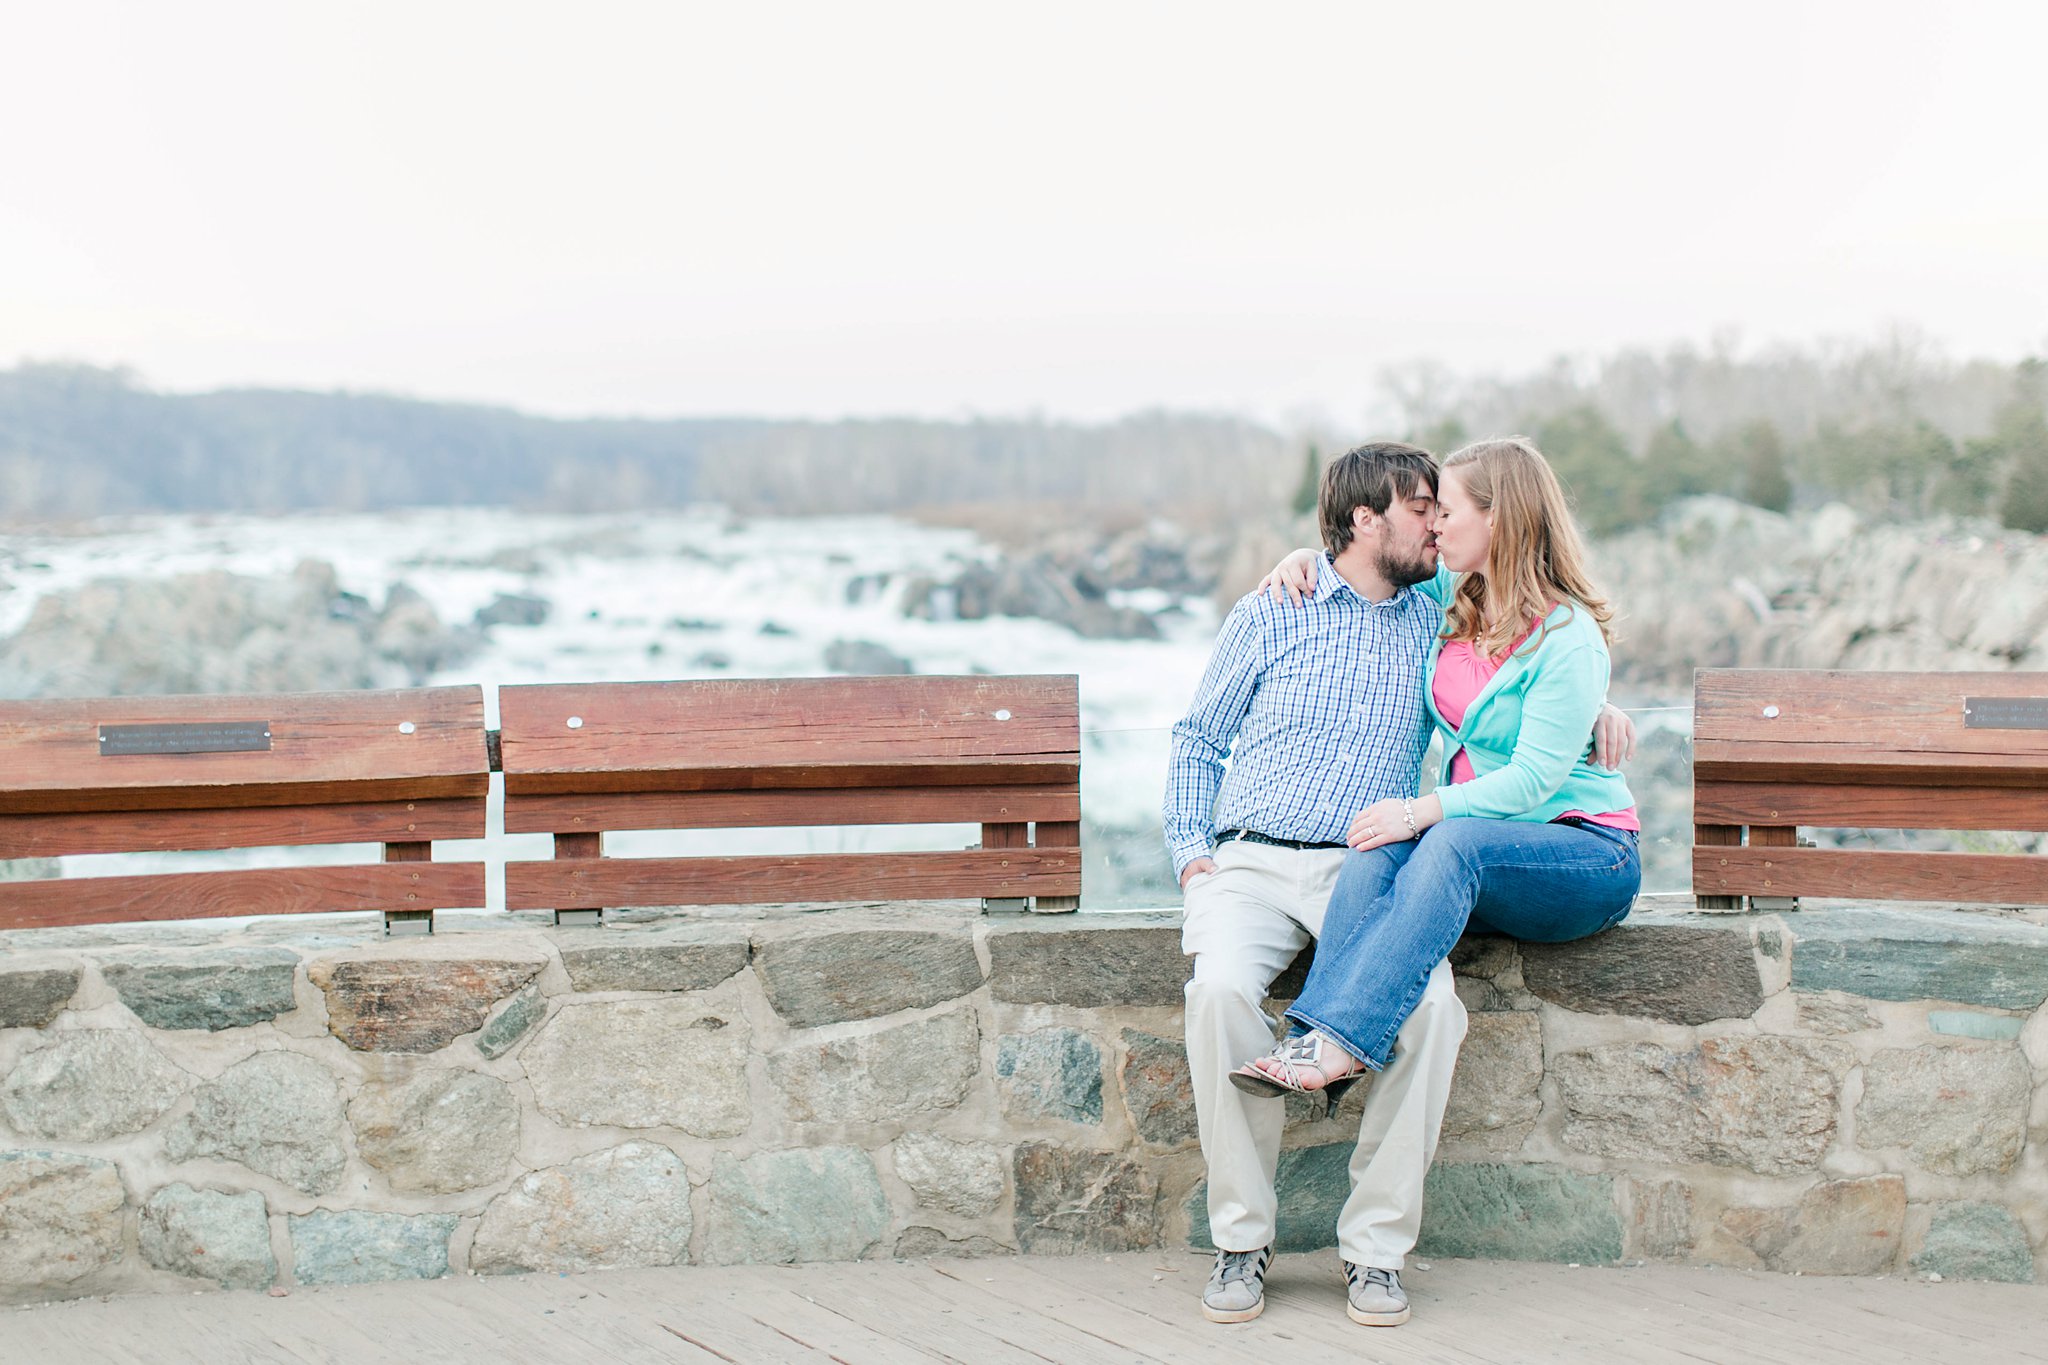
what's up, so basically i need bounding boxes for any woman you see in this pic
[1233,436,1640,1095]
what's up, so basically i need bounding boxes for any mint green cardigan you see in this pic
[1423,591,1635,823]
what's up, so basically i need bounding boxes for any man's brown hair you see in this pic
[1319,441,1439,557]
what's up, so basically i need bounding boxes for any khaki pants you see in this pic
[1181,838,1466,1268]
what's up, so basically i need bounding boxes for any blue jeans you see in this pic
[1287,817,1640,1070]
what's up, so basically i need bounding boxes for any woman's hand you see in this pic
[1347,794,1441,851]
[1256,548,1322,605]
[1592,703,1637,770]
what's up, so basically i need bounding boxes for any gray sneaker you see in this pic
[1344,1261,1410,1326]
[1201,1246,1274,1323]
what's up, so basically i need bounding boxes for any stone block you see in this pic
[1855,1045,2030,1176]
[1927,1010,2025,1042]
[769,1009,979,1124]
[703,1148,891,1265]
[139,1184,274,1289]
[1788,908,2048,1009]
[291,1210,458,1285]
[1553,1036,1853,1175]
[1442,1011,1543,1151]
[349,1068,520,1194]
[1,1029,187,1142]
[997,1028,1103,1125]
[1716,1176,1905,1276]
[987,920,1187,1008]
[101,949,299,1031]
[560,932,751,994]
[1450,935,1520,981]
[1120,1030,1197,1147]
[471,1142,693,1274]
[1013,1144,1159,1253]
[1633,1178,1695,1259]
[1521,922,1762,1025]
[1188,1141,1363,1254]
[0,966,81,1029]
[166,1051,348,1195]
[1795,992,1879,1036]
[0,1151,126,1294]
[893,1227,1013,1259]
[475,984,544,1060]
[521,998,751,1137]
[755,929,981,1028]
[1417,1163,1623,1264]
[1911,1202,2035,1283]
[308,957,544,1053]
[891,1133,1005,1217]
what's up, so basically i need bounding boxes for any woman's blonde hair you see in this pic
[1440,436,1614,656]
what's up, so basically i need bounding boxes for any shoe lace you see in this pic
[1216,1249,1265,1286]
[1346,1262,1398,1292]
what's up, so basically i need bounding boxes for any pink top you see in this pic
[1433,630,1640,832]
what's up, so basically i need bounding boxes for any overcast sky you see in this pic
[2,2,2043,424]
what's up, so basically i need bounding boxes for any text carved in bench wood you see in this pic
[1962,697,2048,731]
[98,722,272,756]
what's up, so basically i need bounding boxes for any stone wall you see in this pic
[2,902,2044,1304]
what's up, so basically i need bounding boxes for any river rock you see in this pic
[473,592,551,628]
[475,985,545,1060]
[891,1133,1005,1217]
[166,1051,348,1195]
[1013,1144,1159,1253]
[1521,922,1763,1025]
[349,1069,519,1194]
[1119,1029,1197,1146]
[769,1008,979,1124]
[101,949,299,1031]
[703,1148,891,1265]
[309,957,544,1053]
[1552,1036,1853,1175]
[1855,1045,2031,1176]
[997,1028,1103,1125]
[290,1210,459,1285]
[754,928,982,1028]
[987,921,1187,1007]
[521,998,751,1136]
[1,1029,187,1142]
[1715,1176,1905,1275]
[139,1184,275,1289]
[0,966,81,1028]
[1441,1010,1543,1151]
[823,639,913,675]
[1911,1202,2035,1283]
[471,1143,693,1274]
[559,930,751,994]
[0,1151,126,1294]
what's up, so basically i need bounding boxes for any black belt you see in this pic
[1216,828,1348,851]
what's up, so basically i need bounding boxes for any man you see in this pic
[1164,441,1629,1329]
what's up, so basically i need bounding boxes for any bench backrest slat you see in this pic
[1695,670,2048,757]
[504,786,1080,836]
[0,797,487,860]
[0,687,490,815]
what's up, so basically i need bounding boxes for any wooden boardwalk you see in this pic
[8,1250,2045,1364]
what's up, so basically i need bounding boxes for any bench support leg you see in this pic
[1694,824,1744,911]
[1032,820,1081,914]
[383,841,436,935]
[1746,826,1800,912]
[553,832,605,926]
[981,822,1030,914]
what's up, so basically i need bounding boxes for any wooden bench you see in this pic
[499,674,1083,923]
[1692,669,2048,909]
[0,688,489,934]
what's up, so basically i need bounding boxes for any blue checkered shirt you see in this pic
[1164,557,1446,878]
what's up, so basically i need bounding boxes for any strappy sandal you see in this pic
[1229,1029,1367,1098]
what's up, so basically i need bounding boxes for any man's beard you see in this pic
[1377,542,1437,589]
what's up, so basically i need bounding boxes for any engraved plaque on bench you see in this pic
[1962,698,2048,731]
[98,721,273,756]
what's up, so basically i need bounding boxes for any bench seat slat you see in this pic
[498,676,1080,787]
[0,687,490,815]
[1696,846,2048,904]
[504,786,1080,835]
[0,798,487,859]
[1694,781,2048,832]
[0,863,486,931]
[505,849,1080,910]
